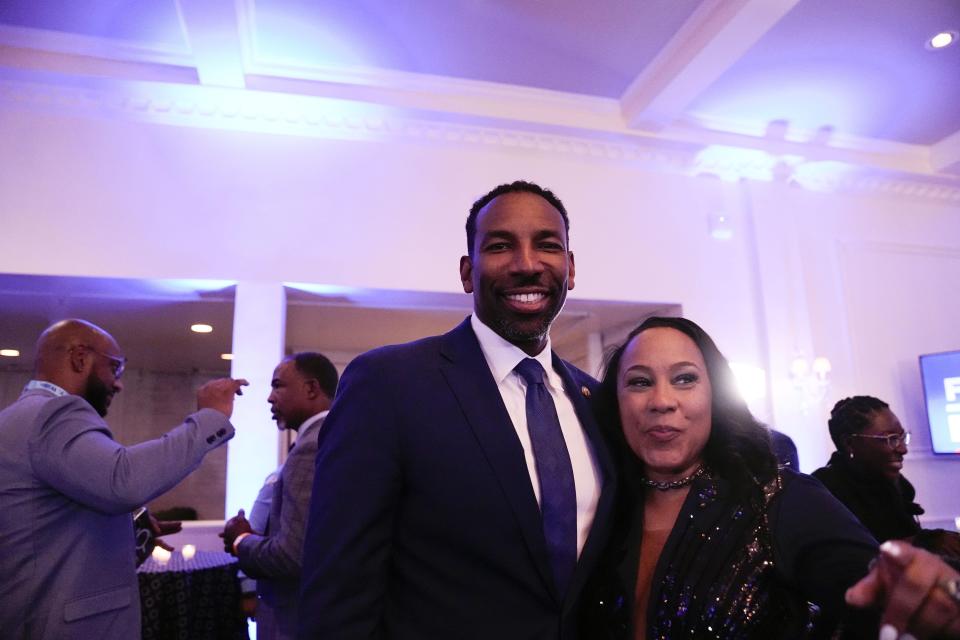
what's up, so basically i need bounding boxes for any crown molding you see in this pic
[1,72,959,203]
[0,73,694,169]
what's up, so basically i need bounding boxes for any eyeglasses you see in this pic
[850,431,911,449]
[74,345,127,379]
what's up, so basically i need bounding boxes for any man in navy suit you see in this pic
[298,180,614,639]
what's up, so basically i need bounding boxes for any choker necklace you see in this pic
[640,466,705,491]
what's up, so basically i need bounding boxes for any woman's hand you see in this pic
[846,540,960,639]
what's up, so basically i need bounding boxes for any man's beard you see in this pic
[83,374,112,417]
[492,314,553,346]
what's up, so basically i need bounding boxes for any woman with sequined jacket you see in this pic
[579,317,879,639]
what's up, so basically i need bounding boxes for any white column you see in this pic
[584,331,605,380]
[226,281,286,516]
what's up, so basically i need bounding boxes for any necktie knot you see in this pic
[515,358,546,387]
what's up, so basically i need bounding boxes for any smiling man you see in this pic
[299,181,615,639]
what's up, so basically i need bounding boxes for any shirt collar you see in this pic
[293,410,329,448]
[299,410,329,434]
[470,314,560,389]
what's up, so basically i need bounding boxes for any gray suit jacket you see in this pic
[0,386,234,640]
[237,415,324,640]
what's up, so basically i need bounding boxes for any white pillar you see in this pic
[226,281,286,516]
[584,331,605,380]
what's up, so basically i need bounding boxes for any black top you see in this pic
[580,468,878,639]
[811,451,922,543]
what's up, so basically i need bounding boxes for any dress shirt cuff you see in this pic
[233,532,252,555]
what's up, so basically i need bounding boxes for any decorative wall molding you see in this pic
[2,73,960,203]
[838,241,960,261]
[0,74,695,171]
[835,240,960,477]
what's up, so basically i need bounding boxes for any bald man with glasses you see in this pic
[0,319,248,640]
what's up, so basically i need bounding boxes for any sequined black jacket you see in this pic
[579,468,878,639]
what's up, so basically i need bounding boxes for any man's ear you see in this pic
[304,378,319,399]
[69,346,88,374]
[567,251,576,291]
[459,255,474,293]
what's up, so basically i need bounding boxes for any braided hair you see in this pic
[827,395,889,450]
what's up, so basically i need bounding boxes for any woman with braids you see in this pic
[813,396,960,558]
[580,317,878,639]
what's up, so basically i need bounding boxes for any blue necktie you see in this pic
[514,358,577,596]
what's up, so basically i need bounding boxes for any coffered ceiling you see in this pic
[1,0,958,178]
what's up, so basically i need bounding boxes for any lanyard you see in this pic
[24,380,70,398]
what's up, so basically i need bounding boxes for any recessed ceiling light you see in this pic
[0,349,20,357]
[190,323,213,334]
[220,353,234,360]
[927,30,958,50]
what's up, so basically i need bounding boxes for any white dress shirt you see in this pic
[293,410,329,448]
[470,314,601,557]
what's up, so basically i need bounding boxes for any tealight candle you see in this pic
[181,544,196,561]
[152,547,172,564]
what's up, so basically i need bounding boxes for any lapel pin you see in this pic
[581,386,591,398]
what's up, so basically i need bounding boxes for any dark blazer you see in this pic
[298,318,615,639]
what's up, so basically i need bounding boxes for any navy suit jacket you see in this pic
[298,318,615,639]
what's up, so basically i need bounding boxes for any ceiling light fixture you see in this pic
[0,348,20,357]
[708,212,733,240]
[190,323,213,334]
[927,30,958,50]
[220,353,234,360]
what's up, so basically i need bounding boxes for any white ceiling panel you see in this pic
[687,0,960,145]
[0,0,188,50]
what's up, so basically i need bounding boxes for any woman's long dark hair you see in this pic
[597,316,777,494]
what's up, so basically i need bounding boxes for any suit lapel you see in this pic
[439,319,558,599]
[551,355,617,604]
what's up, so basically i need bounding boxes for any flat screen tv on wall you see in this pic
[919,349,960,455]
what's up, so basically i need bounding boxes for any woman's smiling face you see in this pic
[618,327,713,483]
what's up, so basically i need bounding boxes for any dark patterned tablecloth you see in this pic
[138,550,248,640]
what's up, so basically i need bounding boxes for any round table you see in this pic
[138,550,248,640]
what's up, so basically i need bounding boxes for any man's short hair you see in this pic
[465,180,570,256]
[290,352,339,399]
